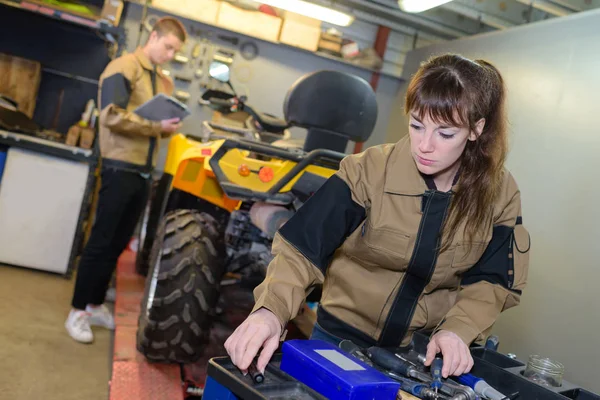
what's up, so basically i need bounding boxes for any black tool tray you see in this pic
[410,332,600,400]
[207,334,600,400]
[207,353,327,400]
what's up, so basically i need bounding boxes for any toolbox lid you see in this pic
[280,339,401,400]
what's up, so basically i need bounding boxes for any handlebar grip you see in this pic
[209,98,233,107]
[366,347,411,376]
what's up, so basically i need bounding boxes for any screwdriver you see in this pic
[387,373,443,399]
[409,352,477,400]
[366,347,432,382]
[339,340,373,366]
[457,373,514,400]
[431,358,444,394]
[247,360,264,384]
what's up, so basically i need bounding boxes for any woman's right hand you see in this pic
[224,307,282,374]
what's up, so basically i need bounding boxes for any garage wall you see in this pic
[120,2,412,167]
[387,9,600,393]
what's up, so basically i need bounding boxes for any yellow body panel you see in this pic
[165,134,337,211]
[167,135,239,212]
[218,148,336,192]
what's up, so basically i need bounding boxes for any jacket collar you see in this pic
[384,136,458,195]
[134,47,154,71]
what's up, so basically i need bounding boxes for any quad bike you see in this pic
[135,61,379,363]
[135,65,295,277]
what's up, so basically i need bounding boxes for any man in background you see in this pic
[65,17,187,343]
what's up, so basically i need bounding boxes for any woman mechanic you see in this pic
[225,54,531,379]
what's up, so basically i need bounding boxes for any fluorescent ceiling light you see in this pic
[256,0,355,26]
[398,0,453,13]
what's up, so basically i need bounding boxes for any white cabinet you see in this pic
[0,147,90,274]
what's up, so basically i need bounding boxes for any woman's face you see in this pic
[408,112,483,177]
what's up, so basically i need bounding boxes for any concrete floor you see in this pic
[0,264,112,400]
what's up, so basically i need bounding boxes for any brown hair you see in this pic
[152,16,187,43]
[405,53,508,247]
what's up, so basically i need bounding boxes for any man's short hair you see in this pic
[152,16,187,43]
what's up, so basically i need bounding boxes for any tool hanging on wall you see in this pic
[192,42,202,59]
[240,41,259,60]
[173,54,189,64]
[218,34,239,46]
[174,90,191,102]
[174,74,193,83]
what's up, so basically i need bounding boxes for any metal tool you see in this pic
[218,34,239,45]
[457,373,517,400]
[439,380,476,400]
[395,352,418,367]
[386,372,446,400]
[174,54,189,64]
[192,42,202,59]
[431,358,444,394]
[408,350,427,365]
[407,352,475,400]
[174,74,193,83]
[240,41,259,60]
[248,361,264,384]
[174,91,191,102]
[339,340,373,366]
[366,347,432,383]
[485,335,500,351]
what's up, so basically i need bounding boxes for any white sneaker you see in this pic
[86,304,115,330]
[65,310,94,344]
[105,287,116,303]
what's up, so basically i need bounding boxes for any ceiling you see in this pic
[333,0,600,40]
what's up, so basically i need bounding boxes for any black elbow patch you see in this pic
[279,175,365,273]
[101,73,132,109]
[462,224,522,294]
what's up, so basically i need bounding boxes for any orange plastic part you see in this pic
[258,166,274,183]
[238,164,251,177]
[172,158,240,212]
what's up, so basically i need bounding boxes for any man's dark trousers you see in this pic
[71,167,149,310]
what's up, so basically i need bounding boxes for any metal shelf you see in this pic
[128,1,404,81]
[0,0,123,39]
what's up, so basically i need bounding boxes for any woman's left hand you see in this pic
[424,330,474,377]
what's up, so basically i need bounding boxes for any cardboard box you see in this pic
[65,125,81,147]
[318,31,343,56]
[217,2,282,43]
[65,124,95,149]
[101,0,124,26]
[152,0,221,25]
[279,13,321,52]
[79,127,95,149]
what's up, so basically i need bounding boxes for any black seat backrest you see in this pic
[283,70,378,153]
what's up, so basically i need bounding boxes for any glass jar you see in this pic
[523,355,565,387]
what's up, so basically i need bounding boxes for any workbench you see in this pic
[0,130,97,276]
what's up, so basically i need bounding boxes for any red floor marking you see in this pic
[109,250,183,400]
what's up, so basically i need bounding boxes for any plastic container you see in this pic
[523,355,565,388]
[279,340,401,400]
[205,353,326,399]
[0,148,7,184]
[470,348,525,369]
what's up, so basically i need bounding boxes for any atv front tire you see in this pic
[136,209,226,363]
